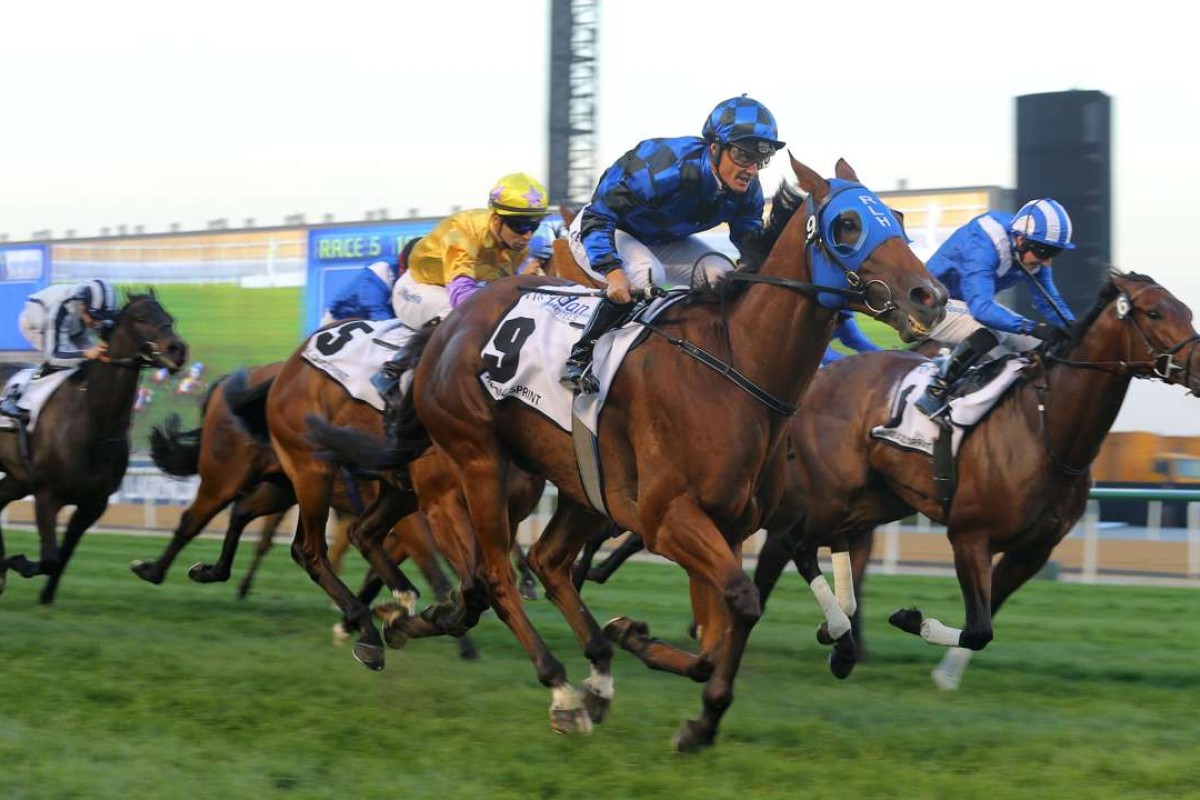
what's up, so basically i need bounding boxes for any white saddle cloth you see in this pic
[301,319,416,411]
[479,286,688,434]
[0,367,77,433]
[870,357,1028,457]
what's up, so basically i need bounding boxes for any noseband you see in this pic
[100,312,180,371]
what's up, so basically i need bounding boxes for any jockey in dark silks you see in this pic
[821,312,882,367]
[322,238,419,325]
[913,197,1077,417]
[560,94,785,392]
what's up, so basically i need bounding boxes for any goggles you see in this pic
[726,143,774,170]
[1026,241,1064,260]
[502,216,541,235]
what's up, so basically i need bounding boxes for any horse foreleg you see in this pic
[570,522,612,591]
[511,540,539,601]
[130,486,229,585]
[753,521,797,615]
[932,537,1057,690]
[39,496,107,605]
[237,510,289,599]
[348,488,421,613]
[7,492,64,581]
[889,532,994,651]
[527,500,614,723]
[624,498,761,753]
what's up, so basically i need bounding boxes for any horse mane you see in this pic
[1049,268,1158,358]
[692,180,807,304]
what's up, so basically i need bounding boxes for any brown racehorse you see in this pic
[225,325,546,671]
[0,292,188,604]
[313,157,948,750]
[758,270,1200,688]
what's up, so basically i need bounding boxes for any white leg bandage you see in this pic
[931,647,973,691]
[809,576,852,640]
[581,666,614,700]
[832,551,857,617]
[919,618,963,647]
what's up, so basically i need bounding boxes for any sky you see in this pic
[2,0,1198,429]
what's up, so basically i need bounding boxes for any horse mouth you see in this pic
[906,313,931,338]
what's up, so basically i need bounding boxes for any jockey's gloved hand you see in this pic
[1031,322,1069,345]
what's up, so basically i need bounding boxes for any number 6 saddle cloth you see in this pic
[480,286,687,437]
[301,319,416,411]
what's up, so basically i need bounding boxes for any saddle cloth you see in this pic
[870,356,1028,457]
[480,286,688,435]
[301,319,416,411]
[0,367,77,433]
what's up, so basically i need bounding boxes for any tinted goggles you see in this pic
[1026,241,1064,260]
[502,216,541,235]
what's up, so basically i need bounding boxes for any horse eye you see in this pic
[1147,309,1162,320]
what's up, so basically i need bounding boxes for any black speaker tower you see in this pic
[1015,90,1111,318]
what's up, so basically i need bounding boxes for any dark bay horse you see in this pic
[760,270,1200,687]
[226,327,546,671]
[315,157,947,750]
[0,292,188,604]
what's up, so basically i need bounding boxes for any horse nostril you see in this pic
[909,286,935,308]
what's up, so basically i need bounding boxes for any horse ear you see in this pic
[834,158,859,182]
[789,152,829,198]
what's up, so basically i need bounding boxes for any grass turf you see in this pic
[0,528,1197,799]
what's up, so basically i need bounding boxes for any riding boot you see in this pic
[561,298,631,393]
[914,328,1000,418]
[370,353,404,403]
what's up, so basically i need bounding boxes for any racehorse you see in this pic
[757,270,1200,687]
[224,325,546,671]
[313,157,947,750]
[0,291,188,604]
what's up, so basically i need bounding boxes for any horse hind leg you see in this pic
[889,531,994,652]
[0,476,33,596]
[6,492,64,582]
[130,485,229,585]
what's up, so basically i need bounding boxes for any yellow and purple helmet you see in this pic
[488,173,550,218]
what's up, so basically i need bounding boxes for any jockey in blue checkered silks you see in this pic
[913,197,1078,418]
[560,94,785,391]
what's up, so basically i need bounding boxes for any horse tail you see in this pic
[307,320,439,476]
[223,367,274,445]
[148,414,202,477]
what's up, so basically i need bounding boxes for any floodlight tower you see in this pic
[548,0,599,203]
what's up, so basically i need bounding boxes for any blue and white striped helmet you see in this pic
[83,278,119,321]
[1010,198,1076,250]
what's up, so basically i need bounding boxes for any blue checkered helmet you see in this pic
[1010,198,1076,250]
[702,95,785,152]
[82,278,119,323]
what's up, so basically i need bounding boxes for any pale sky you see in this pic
[2,0,1198,429]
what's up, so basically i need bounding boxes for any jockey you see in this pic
[914,198,1077,417]
[560,94,784,391]
[390,172,550,331]
[1,278,118,418]
[519,219,559,276]
[821,312,882,367]
[322,237,420,325]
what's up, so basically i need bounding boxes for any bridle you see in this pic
[96,302,182,371]
[643,183,908,416]
[1036,281,1200,476]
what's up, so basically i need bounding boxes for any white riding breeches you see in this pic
[391,271,452,331]
[17,304,44,353]
[926,299,1042,353]
[567,207,736,290]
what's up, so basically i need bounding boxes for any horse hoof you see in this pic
[672,719,714,754]
[889,607,925,636]
[383,618,410,650]
[931,667,962,691]
[816,622,835,646]
[457,638,479,661]
[187,562,226,583]
[129,560,164,585]
[549,706,593,735]
[352,641,385,671]
[828,635,858,680]
[331,622,351,647]
[603,616,649,649]
[519,579,539,601]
